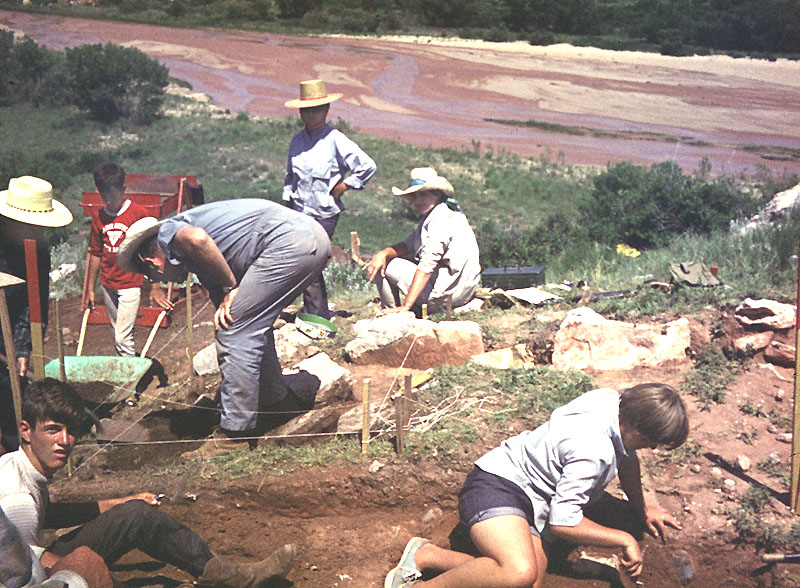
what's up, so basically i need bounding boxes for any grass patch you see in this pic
[684,345,744,411]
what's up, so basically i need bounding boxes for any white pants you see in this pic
[374,257,437,311]
[101,285,141,356]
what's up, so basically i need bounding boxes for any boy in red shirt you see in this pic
[86,162,170,356]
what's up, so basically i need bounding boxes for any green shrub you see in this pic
[64,43,168,124]
[582,160,758,249]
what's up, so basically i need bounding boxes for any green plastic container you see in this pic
[295,313,338,339]
[44,356,153,403]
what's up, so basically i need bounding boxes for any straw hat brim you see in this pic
[284,93,343,109]
[392,177,455,197]
[0,190,73,227]
[117,217,165,274]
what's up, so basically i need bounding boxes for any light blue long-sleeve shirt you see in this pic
[475,388,637,534]
[282,124,376,219]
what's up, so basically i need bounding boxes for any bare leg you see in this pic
[412,515,547,588]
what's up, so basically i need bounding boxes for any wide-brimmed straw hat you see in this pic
[117,216,164,274]
[392,167,454,197]
[284,79,343,109]
[0,176,73,227]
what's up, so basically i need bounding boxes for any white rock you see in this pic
[735,455,751,472]
[552,307,690,371]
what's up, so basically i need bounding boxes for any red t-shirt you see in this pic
[89,200,149,289]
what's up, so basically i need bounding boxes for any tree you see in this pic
[64,43,168,124]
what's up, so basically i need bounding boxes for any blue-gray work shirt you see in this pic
[157,199,316,304]
[475,388,637,534]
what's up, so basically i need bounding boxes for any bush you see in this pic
[581,160,757,249]
[64,43,168,124]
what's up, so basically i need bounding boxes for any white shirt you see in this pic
[0,450,49,548]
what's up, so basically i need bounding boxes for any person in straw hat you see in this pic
[0,176,73,456]
[116,199,330,455]
[366,167,480,316]
[283,79,376,320]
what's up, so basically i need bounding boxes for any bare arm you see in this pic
[98,492,159,513]
[366,242,410,281]
[172,226,238,329]
[381,268,431,315]
[618,456,681,542]
[85,254,101,310]
[551,518,643,577]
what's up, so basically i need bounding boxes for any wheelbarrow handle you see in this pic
[140,310,168,358]
[76,308,91,357]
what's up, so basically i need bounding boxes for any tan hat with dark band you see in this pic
[285,79,343,109]
[0,176,72,227]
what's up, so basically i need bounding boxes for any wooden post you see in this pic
[350,231,361,263]
[54,299,66,382]
[0,272,26,428]
[791,235,800,512]
[395,375,411,453]
[421,304,428,320]
[186,274,193,381]
[361,378,370,454]
[446,293,453,321]
[24,239,45,380]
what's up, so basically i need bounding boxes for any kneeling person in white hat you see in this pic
[366,168,480,316]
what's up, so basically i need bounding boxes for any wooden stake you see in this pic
[350,231,361,263]
[446,293,453,320]
[141,310,167,358]
[54,299,66,382]
[186,274,193,381]
[395,374,411,453]
[791,235,800,512]
[23,239,44,380]
[361,378,370,454]
[421,304,428,320]
[0,273,25,427]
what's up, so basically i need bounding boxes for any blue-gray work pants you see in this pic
[216,222,330,431]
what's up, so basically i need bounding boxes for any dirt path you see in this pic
[3,10,800,176]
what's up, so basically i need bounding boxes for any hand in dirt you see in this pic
[150,284,174,310]
[644,504,681,542]
[619,537,644,578]
[214,288,238,330]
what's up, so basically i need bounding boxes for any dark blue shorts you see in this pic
[458,466,540,536]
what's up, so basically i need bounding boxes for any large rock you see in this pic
[552,307,690,371]
[345,314,484,369]
[262,406,340,446]
[738,183,800,233]
[287,352,353,407]
[191,322,320,376]
[471,344,535,369]
[734,298,796,330]
[275,322,321,366]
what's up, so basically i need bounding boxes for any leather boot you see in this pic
[197,544,296,588]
